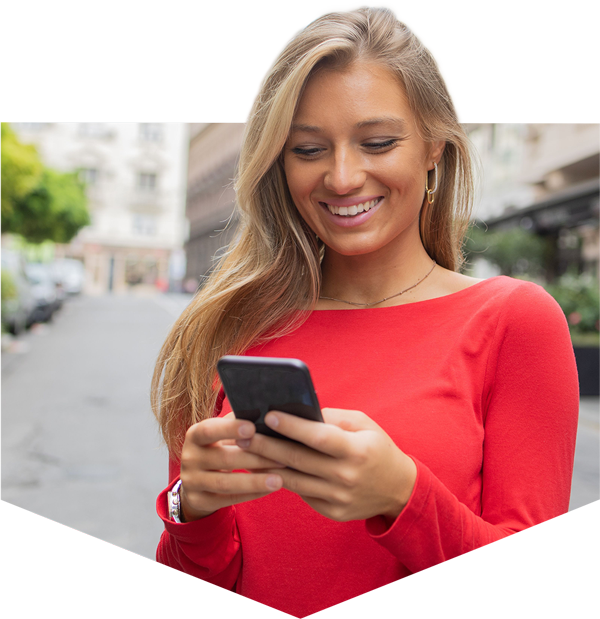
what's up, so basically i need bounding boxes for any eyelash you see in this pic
[291,138,402,158]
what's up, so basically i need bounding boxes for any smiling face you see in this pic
[283,61,444,260]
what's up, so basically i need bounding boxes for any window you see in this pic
[139,123,162,142]
[132,214,157,236]
[138,172,157,191]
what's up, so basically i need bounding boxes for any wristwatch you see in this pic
[168,479,183,523]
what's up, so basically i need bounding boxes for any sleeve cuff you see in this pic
[365,456,432,542]
[156,477,236,544]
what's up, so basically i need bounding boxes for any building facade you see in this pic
[184,123,245,288]
[465,123,599,279]
[10,122,189,294]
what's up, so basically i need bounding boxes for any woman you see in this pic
[152,8,578,617]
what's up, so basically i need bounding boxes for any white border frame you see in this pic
[0,0,600,122]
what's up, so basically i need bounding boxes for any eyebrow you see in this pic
[290,117,408,134]
[355,117,408,131]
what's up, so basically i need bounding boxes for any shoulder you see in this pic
[485,276,563,315]
[484,277,570,346]
[482,278,578,412]
[426,269,560,317]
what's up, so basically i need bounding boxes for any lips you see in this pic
[319,195,383,207]
[321,198,380,217]
[318,196,384,228]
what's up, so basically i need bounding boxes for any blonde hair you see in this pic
[152,7,475,455]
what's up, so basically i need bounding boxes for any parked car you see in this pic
[51,258,85,295]
[1,250,36,335]
[25,262,60,323]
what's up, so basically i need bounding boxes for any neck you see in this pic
[320,237,435,307]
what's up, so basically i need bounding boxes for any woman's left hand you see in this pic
[238,408,417,523]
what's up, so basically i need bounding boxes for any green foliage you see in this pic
[464,224,599,345]
[464,225,550,277]
[12,237,56,263]
[10,168,91,243]
[1,123,90,244]
[1,269,18,334]
[568,331,600,346]
[1,269,17,301]
[545,272,600,340]
[1,123,43,228]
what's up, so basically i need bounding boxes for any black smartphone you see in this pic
[216,355,323,441]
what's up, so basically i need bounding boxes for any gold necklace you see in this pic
[319,260,437,308]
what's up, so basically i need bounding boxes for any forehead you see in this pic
[293,61,413,127]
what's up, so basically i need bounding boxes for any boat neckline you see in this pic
[310,275,508,312]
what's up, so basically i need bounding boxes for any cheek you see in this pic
[284,161,319,205]
[283,161,299,198]
[377,161,425,199]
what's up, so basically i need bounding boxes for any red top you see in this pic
[156,276,579,617]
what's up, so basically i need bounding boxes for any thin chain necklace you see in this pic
[319,260,437,308]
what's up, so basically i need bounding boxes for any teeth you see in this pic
[325,198,380,216]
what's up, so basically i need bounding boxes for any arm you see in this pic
[155,458,242,589]
[365,283,579,571]
[155,415,285,589]
[155,402,243,588]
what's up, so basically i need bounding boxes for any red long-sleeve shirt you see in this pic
[156,276,579,617]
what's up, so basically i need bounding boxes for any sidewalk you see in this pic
[570,396,599,511]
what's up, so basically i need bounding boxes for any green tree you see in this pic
[1,123,43,229]
[464,225,550,278]
[10,168,91,243]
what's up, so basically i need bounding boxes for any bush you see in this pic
[1,269,18,334]
[464,225,550,278]
[1,269,17,301]
[545,272,599,345]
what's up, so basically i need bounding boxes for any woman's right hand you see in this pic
[179,413,285,522]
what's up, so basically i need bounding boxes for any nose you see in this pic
[323,148,366,195]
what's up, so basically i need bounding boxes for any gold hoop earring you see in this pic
[425,162,438,204]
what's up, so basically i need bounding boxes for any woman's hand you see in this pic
[238,408,417,523]
[179,413,285,522]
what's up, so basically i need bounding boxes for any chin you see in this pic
[323,239,383,257]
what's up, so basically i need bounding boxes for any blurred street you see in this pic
[1,292,599,561]
[1,291,193,560]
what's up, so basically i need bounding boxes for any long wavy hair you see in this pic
[152,7,476,455]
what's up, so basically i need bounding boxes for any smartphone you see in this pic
[216,355,323,441]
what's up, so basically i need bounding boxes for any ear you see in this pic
[428,140,446,169]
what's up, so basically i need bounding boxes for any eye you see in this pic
[290,146,325,158]
[362,138,401,152]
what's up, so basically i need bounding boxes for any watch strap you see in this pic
[168,479,183,523]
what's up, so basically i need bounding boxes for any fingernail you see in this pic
[236,439,251,449]
[266,475,282,490]
[265,413,278,428]
[238,423,253,438]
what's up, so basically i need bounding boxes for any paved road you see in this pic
[1,292,193,560]
[2,293,599,561]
